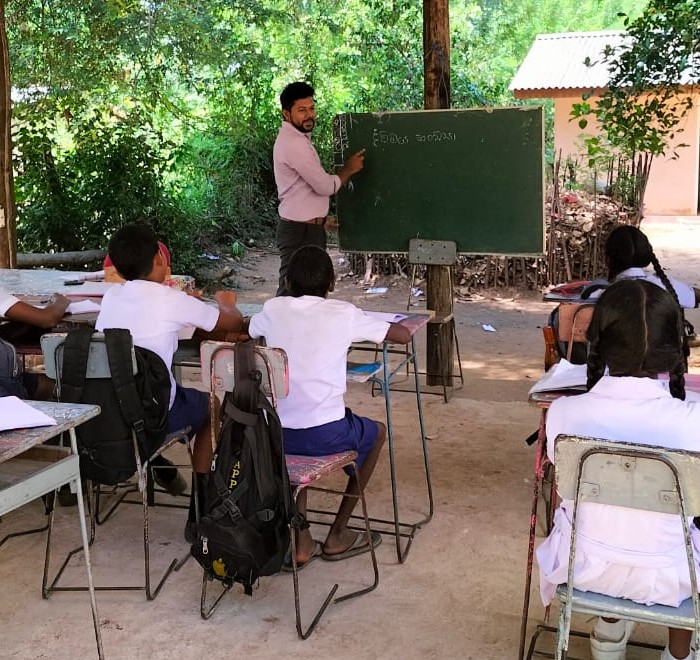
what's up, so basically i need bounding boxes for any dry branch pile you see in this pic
[344,186,637,296]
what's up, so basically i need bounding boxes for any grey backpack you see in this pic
[0,338,27,398]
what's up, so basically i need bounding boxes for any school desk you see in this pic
[518,373,700,660]
[343,311,435,564]
[0,401,103,659]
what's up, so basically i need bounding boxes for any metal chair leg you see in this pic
[0,491,52,548]
[519,412,548,660]
[43,441,194,599]
[200,571,233,620]
[292,463,379,639]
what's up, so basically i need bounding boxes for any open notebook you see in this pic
[528,359,587,395]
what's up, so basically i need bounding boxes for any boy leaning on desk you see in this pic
[0,287,70,399]
[243,245,411,568]
[95,223,244,540]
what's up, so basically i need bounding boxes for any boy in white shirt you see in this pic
[96,224,243,538]
[0,288,70,399]
[247,245,410,567]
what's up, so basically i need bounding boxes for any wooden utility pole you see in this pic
[0,0,15,268]
[423,0,452,386]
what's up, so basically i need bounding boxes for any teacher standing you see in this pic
[273,81,365,296]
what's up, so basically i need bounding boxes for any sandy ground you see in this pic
[1,217,699,660]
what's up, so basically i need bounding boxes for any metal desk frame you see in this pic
[0,401,103,660]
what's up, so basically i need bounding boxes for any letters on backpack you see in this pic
[190,342,292,594]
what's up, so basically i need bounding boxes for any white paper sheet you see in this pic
[66,300,102,315]
[528,359,588,394]
[0,397,57,432]
[364,311,408,323]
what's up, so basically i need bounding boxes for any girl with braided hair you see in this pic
[605,224,700,309]
[537,280,700,660]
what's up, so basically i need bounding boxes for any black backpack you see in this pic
[0,337,27,398]
[190,342,292,594]
[57,327,171,485]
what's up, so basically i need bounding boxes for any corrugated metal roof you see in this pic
[509,31,627,93]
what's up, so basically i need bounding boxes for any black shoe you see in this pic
[57,484,78,507]
[152,456,187,496]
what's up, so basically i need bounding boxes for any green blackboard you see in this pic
[333,106,544,255]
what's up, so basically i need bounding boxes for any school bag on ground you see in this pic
[57,327,170,485]
[190,341,292,595]
[0,337,27,398]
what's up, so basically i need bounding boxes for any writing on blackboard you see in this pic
[372,128,457,147]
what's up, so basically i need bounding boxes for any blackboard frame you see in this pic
[333,106,545,256]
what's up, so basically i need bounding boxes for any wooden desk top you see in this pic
[0,401,99,463]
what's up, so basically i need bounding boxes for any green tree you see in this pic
[572,0,700,213]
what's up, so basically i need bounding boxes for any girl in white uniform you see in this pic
[605,224,700,309]
[537,279,700,660]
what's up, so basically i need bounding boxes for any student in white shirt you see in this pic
[0,289,70,328]
[537,279,700,660]
[0,288,70,399]
[605,224,699,308]
[247,245,410,567]
[96,224,243,539]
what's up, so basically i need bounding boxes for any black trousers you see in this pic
[275,219,326,296]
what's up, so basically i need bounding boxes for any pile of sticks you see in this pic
[344,178,638,292]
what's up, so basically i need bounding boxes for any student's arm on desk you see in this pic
[194,290,247,342]
[5,294,70,328]
[385,322,411,344]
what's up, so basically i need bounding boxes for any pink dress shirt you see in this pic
[273,121,342,222]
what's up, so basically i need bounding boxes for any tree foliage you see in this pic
[571,0,700,211]
[4,0,647,269]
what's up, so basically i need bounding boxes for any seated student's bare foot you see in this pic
[322,529,382,561]
[282,531,323,572]
[322,528,359,557]
[295,527,316,564]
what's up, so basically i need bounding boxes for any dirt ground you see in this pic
[1,217,699,660]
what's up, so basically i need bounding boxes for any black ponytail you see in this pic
[586,280,686,400]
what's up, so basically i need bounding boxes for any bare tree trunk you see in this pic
[0,0,14,268]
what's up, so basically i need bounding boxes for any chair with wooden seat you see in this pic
[200,340,379,638]
[526,434,700,660]
[40,331,195,600]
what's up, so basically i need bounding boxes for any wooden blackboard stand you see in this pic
[426,265,453,386]
[409,239,458,390]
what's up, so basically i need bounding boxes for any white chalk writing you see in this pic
[371,128,457,147]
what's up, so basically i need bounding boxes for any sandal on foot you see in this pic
[282,540,323,572]
[321,531,382,562]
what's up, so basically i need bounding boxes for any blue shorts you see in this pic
[283,408,380,475]
[167,384,209,438]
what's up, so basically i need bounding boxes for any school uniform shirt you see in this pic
[0,288,20,317]
[248,295,390,429]
[95,280,219,409]
[273,121,341,221]
[615,267,696,308]
[537,375,700,608]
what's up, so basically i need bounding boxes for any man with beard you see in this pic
[273,81,365,295]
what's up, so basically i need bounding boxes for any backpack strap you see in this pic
[103,328,150,457]
[232,342,260,413]
[209,478,249,522]
[59,327,93,403]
